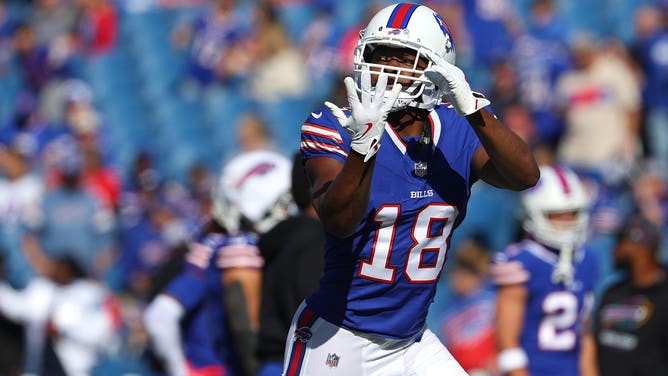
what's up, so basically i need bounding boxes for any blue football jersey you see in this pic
[165,231,261,373]
[492,240,599,376]
[300,104,481,339]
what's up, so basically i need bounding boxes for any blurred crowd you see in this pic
[0,0,667,374]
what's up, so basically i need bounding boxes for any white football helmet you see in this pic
[211,150,294,234]
[353,3,456,111]
[521,165,590,250]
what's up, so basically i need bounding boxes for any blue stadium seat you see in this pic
[122,9,174,38]
[155,143,201,182]
[83,51,139,103]
[277,3,316,44]
[201,86,253,153]
[137,56,182,103]
[257,96,311,155]
[334,0,367,30]
[0,62,24,126]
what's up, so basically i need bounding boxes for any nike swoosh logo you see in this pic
[311,112,323,119]
[361,122,373,138]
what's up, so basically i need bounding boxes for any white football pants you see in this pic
[282,302,469,376]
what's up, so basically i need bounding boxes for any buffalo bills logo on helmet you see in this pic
[232,162,276,189]
[433,13,454,53]
[294,327,312,343]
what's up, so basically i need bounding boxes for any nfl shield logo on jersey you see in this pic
[414,161,428,177]
[326,353,340,368]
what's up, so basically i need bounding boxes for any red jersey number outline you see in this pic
[358,203,458,283]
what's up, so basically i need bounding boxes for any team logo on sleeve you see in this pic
[294,327,313,343]
[326,353,340,368]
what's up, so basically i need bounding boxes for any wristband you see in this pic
[497,347,528,373]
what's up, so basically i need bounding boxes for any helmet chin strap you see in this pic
[419,122,431,145]
[552,243,575,286]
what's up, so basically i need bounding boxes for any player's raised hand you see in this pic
[325,70,401,162]
[423,52,490,116]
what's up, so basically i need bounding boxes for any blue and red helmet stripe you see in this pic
[387,3,420,29]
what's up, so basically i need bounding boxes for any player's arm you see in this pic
[218,240,264,376]
[495,284,530,376]
[579,291,599,376]
[222,269,261,376]
[143,294,187,376]
[145,243,212,376]
[423,56,539,190]
[468,109,540,191]
[309,72,401,237]
[221,268,262,329]
[580,328,599,376]
[0,279,54,323]
[305,154,374,237]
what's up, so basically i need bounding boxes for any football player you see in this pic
[492,165,598,376]
[144,149,293,376]
[287,2,539,375]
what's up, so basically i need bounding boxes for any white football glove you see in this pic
[325,70,401,162]
[423,53,490,116]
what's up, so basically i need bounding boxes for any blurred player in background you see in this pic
[492,165,598,376]
[256,153,325,376]
[437,239,497,375]
[591,215,668,376]
[288,2,538,375]
[143,149,293,376]
[0,255,120,375]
